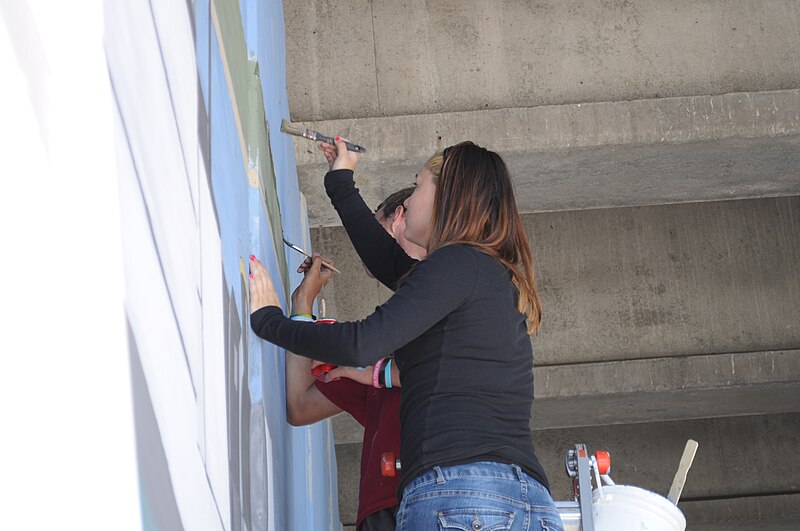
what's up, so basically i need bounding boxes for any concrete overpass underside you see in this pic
[283,1,800,528]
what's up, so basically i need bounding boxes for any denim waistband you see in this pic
[403,461,546,495]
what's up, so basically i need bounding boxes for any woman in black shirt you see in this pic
[250,140,563,531]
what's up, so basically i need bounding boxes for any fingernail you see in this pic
[249,274,254,278]
[250,255,256,261]
[335,136,341,142]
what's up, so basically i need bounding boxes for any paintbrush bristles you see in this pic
[280,119,306,137]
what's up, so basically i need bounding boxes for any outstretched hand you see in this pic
[249,255,282,314]
[318,137,358,172]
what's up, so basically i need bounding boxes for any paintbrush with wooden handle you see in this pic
[280,119,366,153]
[282,237,342,274]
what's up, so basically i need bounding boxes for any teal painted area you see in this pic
[201,0,339,529]
[139,485,157,531]
[240,1,341,529]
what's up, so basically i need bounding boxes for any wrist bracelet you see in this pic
[377,364,386,387]
[384,358,393,389]
[289,314,315,322]
[372,357,385,388]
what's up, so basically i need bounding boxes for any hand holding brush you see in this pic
[318,138,358,172]
[280,119,366,153]
[283,237,341,274]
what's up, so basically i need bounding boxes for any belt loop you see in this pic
[434,466,446,485]
[511,464,527,497]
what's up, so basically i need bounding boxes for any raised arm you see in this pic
[325,169,416,290]
[282,280,342,424]
[319,139,416,290]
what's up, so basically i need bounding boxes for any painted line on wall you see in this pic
[209,0,249,186]
[209,0,290,295]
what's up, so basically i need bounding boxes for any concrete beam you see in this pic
[285,0,800,121]
[293,90,800,166]
[533,350,800,429]
[294,90,800,221]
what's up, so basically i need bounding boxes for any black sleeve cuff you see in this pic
[250,305,284,340]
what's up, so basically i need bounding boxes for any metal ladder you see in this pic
[557,443,615,531]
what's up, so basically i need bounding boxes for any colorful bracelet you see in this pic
[372,357,386,388]
[290,313,316,320]
[384,358,393,389]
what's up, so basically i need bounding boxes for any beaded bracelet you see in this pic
[377,364,386,387]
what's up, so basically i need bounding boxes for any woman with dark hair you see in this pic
[250,140,563,530]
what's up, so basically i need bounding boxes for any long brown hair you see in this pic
[427,141,542,333]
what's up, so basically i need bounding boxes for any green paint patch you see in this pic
[212,0,290,297]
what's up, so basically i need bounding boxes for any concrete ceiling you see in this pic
[284,0,800,225]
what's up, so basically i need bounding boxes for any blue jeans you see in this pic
[396,462,564,531]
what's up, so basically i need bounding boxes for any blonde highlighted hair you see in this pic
[423,150,444,181]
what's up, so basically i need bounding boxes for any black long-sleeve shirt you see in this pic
[251,169,549,494]
[324,168,416,290]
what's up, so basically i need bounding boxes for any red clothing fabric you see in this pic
[314,377,401,530]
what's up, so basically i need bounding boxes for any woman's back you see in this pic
[391,244,548,494]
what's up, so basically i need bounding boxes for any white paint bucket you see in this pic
[592,485,686,531]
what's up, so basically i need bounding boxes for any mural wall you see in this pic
[105,0,339,529]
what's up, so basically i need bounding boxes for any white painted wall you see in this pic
[0,1,140,529]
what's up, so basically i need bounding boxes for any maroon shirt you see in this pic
[314,377,401,530]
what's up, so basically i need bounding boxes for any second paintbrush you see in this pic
[282,237,342,274]
[280,119,366,153]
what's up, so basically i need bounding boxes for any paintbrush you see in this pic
[280,119,366,153]
[282,236,342,274]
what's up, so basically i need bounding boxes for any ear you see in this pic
[390,205,406,237]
